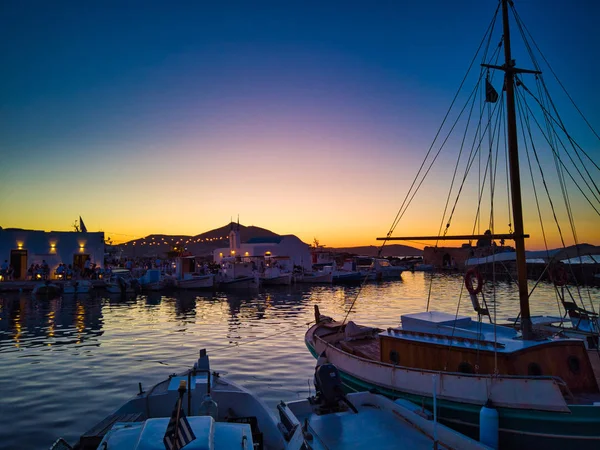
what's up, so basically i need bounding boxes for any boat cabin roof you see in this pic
[100,417,254,450]
[381,311,583,353]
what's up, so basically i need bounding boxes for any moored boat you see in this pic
[175,273,215,289]
[305,0,600,447]
[105,269,140,294]
[216,257,260,290]
[307,307,600,449]
[63,280,94,294]
[295,269,334,284]
[32,281,62,297]
[52,348,491,450]
[138,268,167,291]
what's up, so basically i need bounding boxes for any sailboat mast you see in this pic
[501,0,532,339]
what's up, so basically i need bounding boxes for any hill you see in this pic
[115,223,423,258]
[330,245,422,257]
[117,223,280,258]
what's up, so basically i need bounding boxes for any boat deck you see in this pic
[339,338,380,360]
[294,403,437,450]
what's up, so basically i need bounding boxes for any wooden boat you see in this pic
[175,273,215,289]
[137,268,167,291]
[104,269,140,294]
[216,257,260,290]
[63,280,94,294]
[295,269,334,284]
[32,281,62,297]
[352,256,405,280]
[51,349,490,450]
[306,1,600,448]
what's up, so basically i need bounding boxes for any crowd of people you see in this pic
[1,255,219,282]
[1,260,15,280]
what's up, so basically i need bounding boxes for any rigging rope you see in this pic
[383,4,501,241]
[511,3,600,142]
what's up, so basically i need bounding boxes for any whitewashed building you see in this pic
[0,228,104,280]
[213,225,312,270]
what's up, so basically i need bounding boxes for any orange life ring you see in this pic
[465,268,483,295]
[550,265,568,286]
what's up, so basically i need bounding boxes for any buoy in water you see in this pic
[479,399,499,449]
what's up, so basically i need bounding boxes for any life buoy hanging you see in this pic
[550,265,568,286]
[465,268,483,295]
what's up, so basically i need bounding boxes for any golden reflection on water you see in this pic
[75,302,85,344]
[13,313,21,348]
[1,275,599,450]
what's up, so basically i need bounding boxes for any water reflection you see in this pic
[0,294,104,351]
[0,273,598,449]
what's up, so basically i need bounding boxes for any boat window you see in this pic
[389,350,399,365]
[458,362,474,374]
[528,362,543,376]
[567,356,581,375]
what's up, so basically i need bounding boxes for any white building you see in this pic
[0,228,104,280]
[213,225,312,270]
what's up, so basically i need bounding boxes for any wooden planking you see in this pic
[589,350,600,387]
[380,335,598,394]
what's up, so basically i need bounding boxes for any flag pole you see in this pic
[174,380,187,450]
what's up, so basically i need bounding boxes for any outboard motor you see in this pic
[118,276,127,294]
[131,278,141,293]
[314,363,358,413]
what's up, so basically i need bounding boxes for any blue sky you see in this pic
[1,0,598,247]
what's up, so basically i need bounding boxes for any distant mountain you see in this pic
[115,223,424,258]
[329,245,423,257]
[117,223,280,257]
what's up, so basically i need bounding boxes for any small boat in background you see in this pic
[170,255,215,289]
[175,273,215,289]
[63,280,93,294]
[295,267,333,284]
[352,256,405,280]
[32,281,62,297]
[216,257,260,290]
[412,263,434,272]
[259,255,293,286]
[105,269,139,294]
[138,268,167,291]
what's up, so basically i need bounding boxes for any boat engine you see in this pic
[118,276,128,294]
[314,363,358,413]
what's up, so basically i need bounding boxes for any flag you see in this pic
[79,216,88,233]
[163,401,196,450]
[485,79,499,103]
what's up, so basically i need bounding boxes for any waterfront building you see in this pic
[0,227,104,280]
[213,223,312,271]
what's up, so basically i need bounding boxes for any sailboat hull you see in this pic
[306,324,600,449]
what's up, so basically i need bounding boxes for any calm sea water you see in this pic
[1,272,599,449]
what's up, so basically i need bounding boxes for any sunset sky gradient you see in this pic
[1,1,598,249]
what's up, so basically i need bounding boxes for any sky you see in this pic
[1,0,599,249]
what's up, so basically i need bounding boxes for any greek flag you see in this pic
[485,79,499,103]
[163,402,196,450]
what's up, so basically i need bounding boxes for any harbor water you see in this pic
[1,271,599,449]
